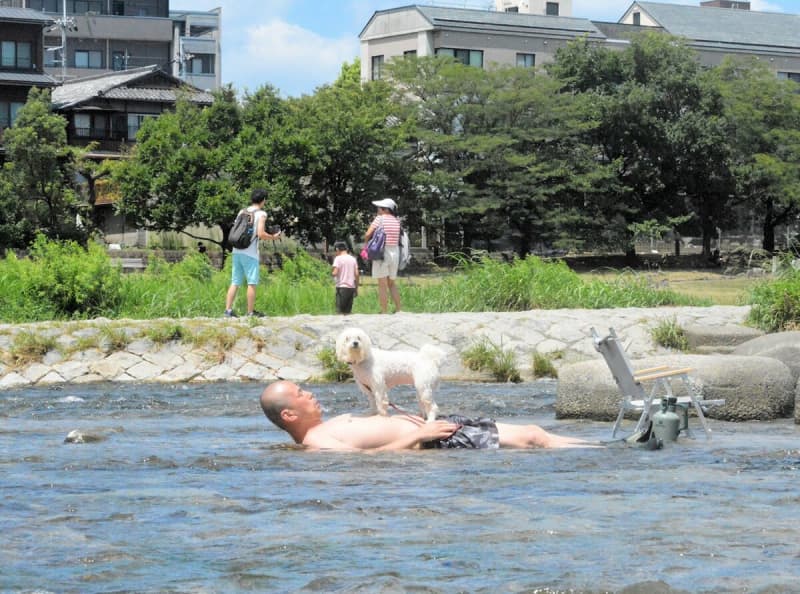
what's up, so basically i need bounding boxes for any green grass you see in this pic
[460,336,522,383]
[650,318,690,351]
[532,352,558,378]
[747,269,800,332]
[8,331,57,366]
[0,238,782,325]
[579,269,756,306]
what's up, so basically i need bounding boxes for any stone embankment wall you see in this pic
[0,307,752,390]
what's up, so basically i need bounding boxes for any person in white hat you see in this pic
[365,198,402,313]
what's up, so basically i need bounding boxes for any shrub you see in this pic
[169,251,214,282]
[18,236,123,319]
[532,352,558,378]
[651,318,689,351]
[747,269,800,332]
[317,346,352,382]
[9,330,57,366]
[461,336,522,383]
[142,321,186,344]
[99,325,131,353]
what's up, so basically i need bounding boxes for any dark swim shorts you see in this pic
[421,415,499,449]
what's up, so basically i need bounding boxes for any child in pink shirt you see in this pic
[331,241,359,314]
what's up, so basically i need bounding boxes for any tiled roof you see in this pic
[102,86,213,103]
[633,1,800,49]
[51,65,212,109]
[0,7,54,24]
[0,71,57,86]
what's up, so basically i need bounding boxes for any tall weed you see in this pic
[747,269,800,332]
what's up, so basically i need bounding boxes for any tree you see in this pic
[711,57,800,253]
[113,87,248,263]
[549,33,734,258]
[1,87,86,249]
[387,55,616,257]
[290,60,409,248]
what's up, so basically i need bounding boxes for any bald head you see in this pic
[260,380,296,429]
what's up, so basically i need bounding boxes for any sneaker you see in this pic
[247,310,265,318]
[223,309,237,318]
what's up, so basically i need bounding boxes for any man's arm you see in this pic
[256,212,280,241]
[373,420,458,451]
[303,420,459,452]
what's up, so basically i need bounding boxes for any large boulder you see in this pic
[683,323,763,354]
[795,379,800,425]
[556,354,794,422]
[731,331,800,383]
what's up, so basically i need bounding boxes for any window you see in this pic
[371,55,384,81]
[74,112,108,137]
[403,50,417,58]
[0,101,24,129]
[632,11,641,25]
[516,53,535,68]
[70,0,103,13]
[436,48,483,68]
[1,41,32,69]
[546,2,559,16]
[74,113,91,137]
[75,50,102,68]
[28,0,59,11]
[127,113,154,139]
[778,71,800,83]
[112,0,124,15]
[505,6,519,12]
[188,54,214,75]
[112,51,126,71]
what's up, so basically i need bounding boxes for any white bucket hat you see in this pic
[371,198,397,211]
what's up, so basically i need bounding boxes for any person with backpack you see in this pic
[224,188,281,317]
[364,198,402,314]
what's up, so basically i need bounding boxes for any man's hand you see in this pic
[415,419,459,442]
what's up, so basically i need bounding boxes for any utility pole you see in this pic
[46,1,78,81]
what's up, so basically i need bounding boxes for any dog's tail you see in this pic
[420,344,447,368]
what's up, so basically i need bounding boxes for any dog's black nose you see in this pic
[351,341,359,347]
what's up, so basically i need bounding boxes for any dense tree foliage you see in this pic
[710,58,800,252]
[0,88,87,250]
[387,55,618,255]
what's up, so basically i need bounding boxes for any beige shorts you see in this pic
[371,245,399,279]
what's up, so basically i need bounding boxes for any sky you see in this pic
[170,0,795,97]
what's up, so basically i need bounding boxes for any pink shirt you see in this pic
[332,253,358,288]
[370,213,401,246]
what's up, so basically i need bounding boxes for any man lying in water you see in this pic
[260,380,600,451]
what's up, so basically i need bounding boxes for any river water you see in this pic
[2,380,798,593]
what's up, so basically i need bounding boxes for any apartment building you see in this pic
[0,7,57,140]
[360,5,603,82]
[0,0,220,90]
[360,1,800,83]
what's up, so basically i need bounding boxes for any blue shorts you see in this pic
[231,253,260,286]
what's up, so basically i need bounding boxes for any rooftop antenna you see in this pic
[47,1,78,81]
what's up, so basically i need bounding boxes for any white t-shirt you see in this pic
[233,207,266,260]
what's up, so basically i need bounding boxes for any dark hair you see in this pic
[334,241,347,252]
[251,188,267,204]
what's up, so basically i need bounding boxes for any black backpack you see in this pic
[228,209,255,249]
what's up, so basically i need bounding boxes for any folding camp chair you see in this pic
[590,327,724,440]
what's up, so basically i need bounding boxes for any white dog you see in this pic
[335,327,446,422]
